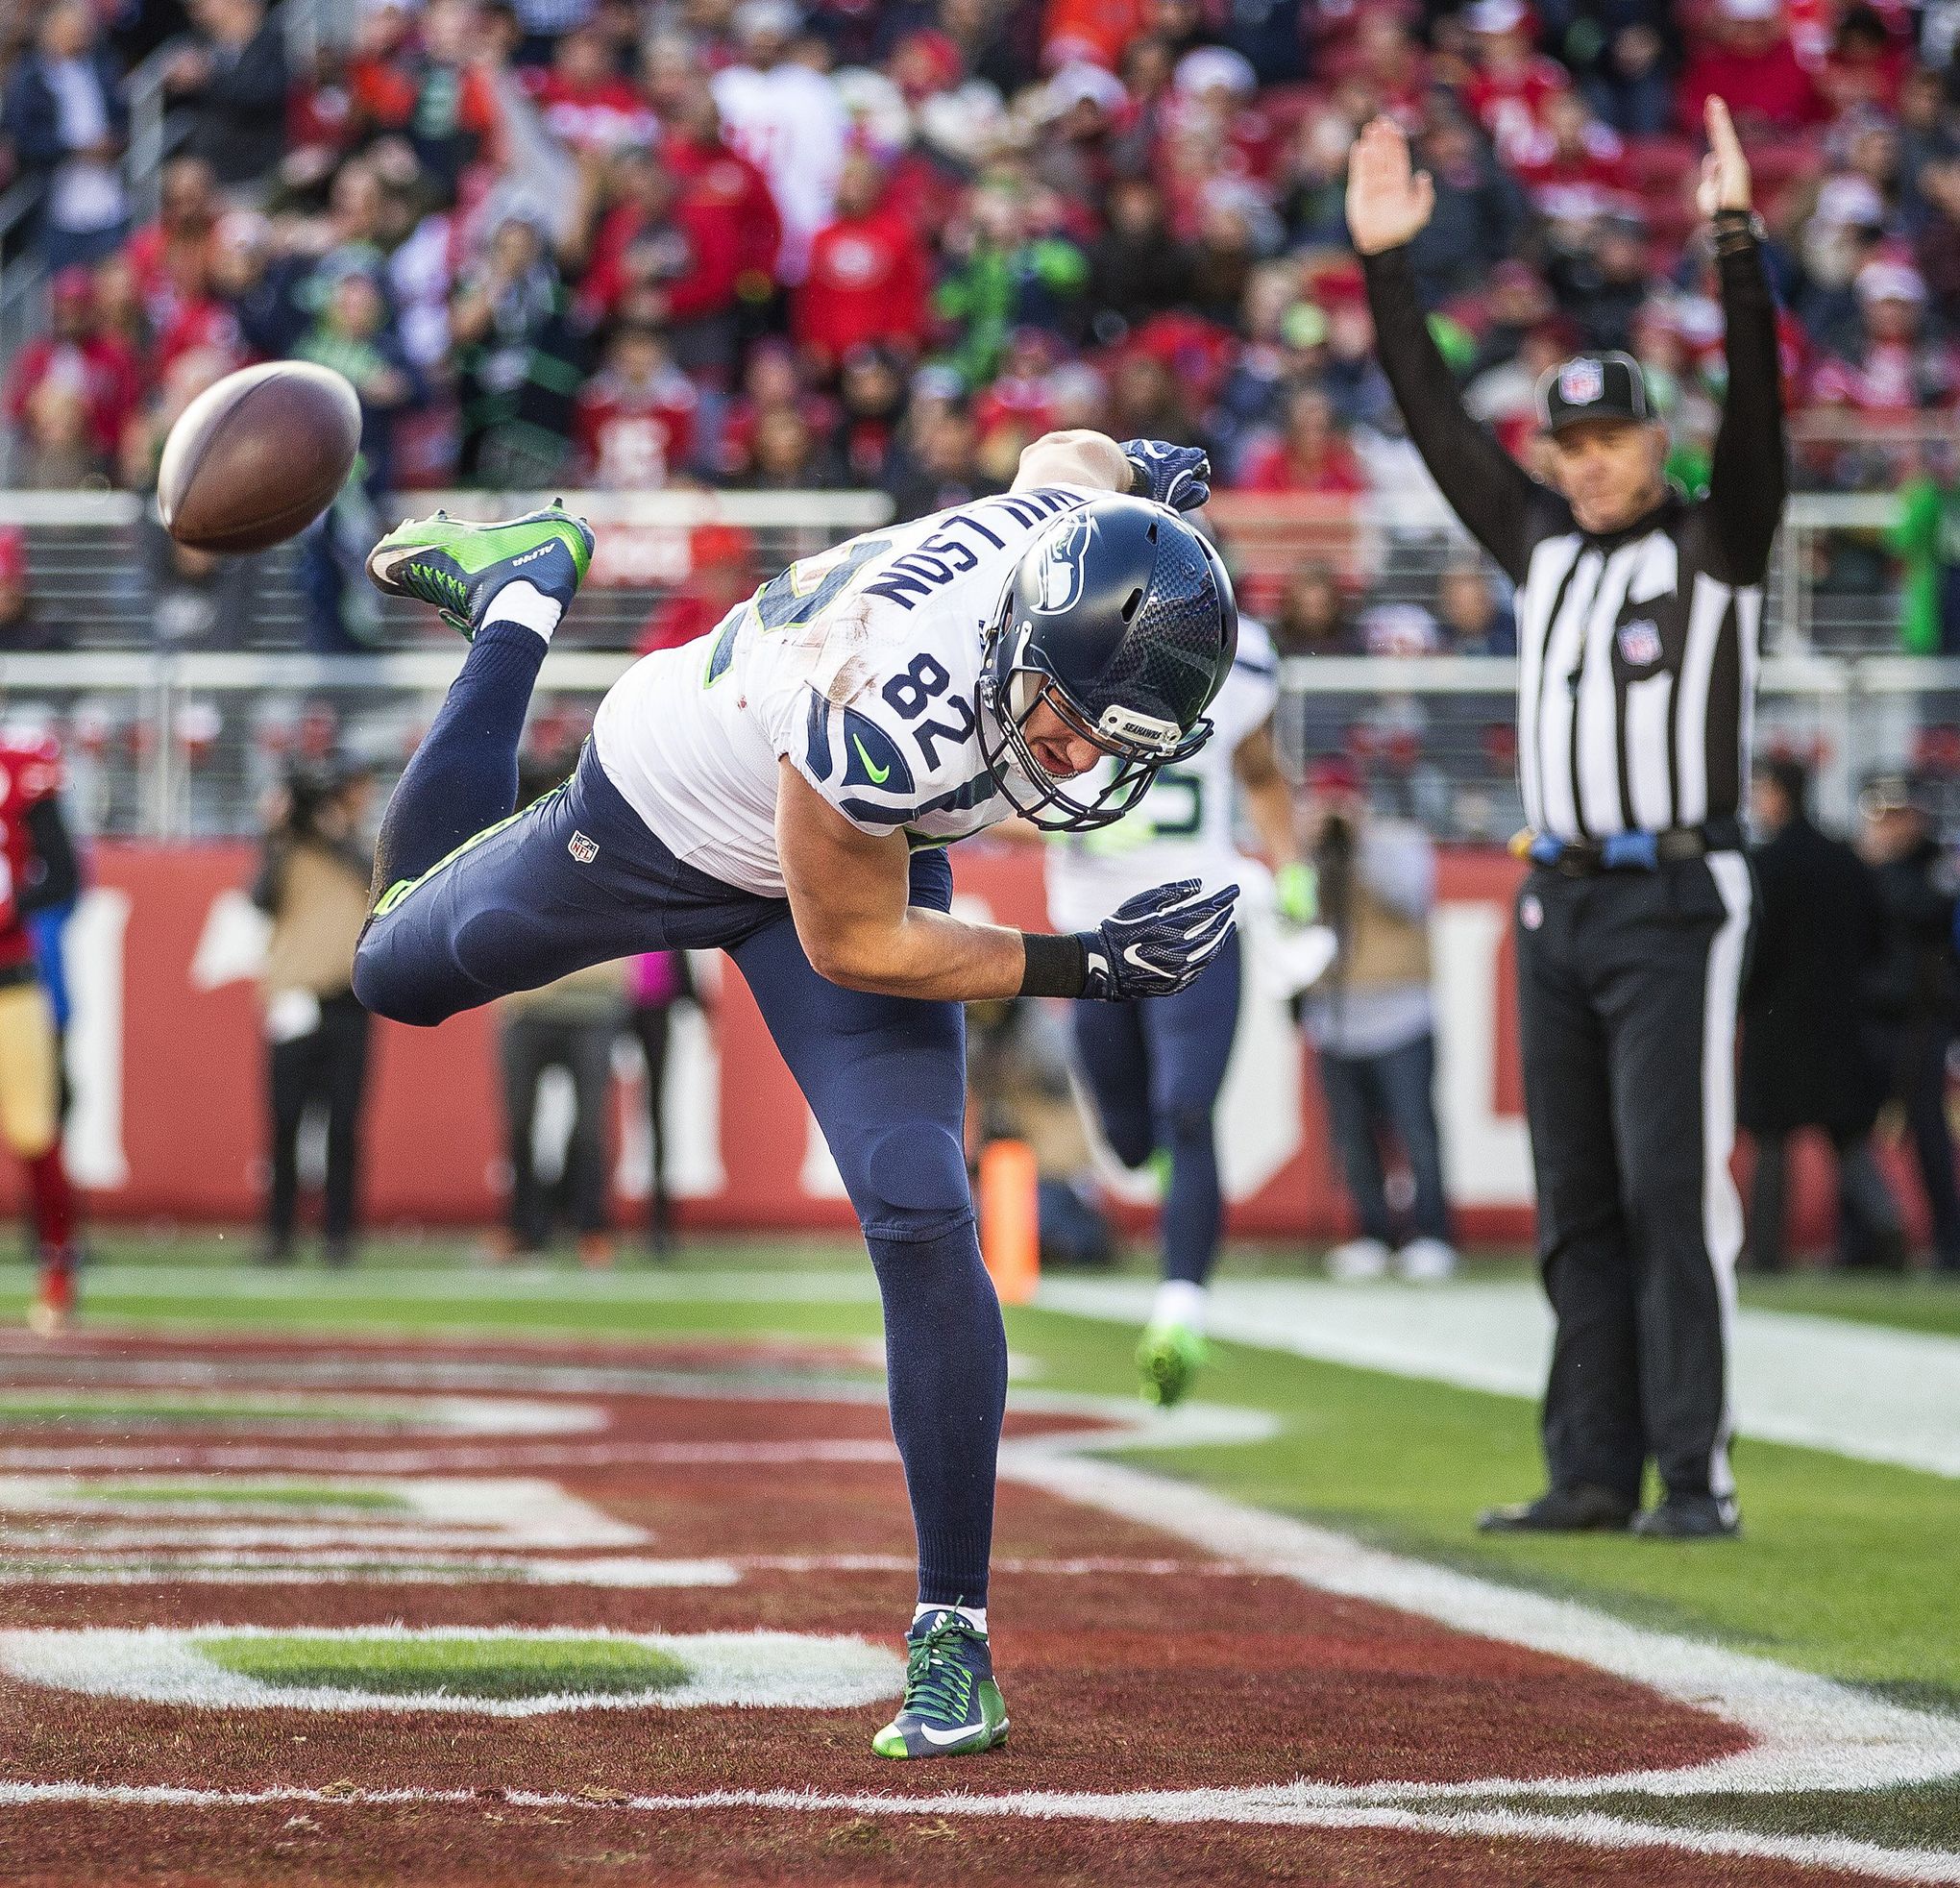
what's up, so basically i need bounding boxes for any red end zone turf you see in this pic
[0,1334,1780,1886]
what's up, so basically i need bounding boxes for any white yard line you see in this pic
[0,1628,904,1714]
[0,1266,883,1303]
[1039,1276,1960,1479]
[0,1780,1954,1883]
[999,1443,1960,1800]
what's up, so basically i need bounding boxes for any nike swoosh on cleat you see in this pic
[916,1719,992,1747]
[851,736,891,784]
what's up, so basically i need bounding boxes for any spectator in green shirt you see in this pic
[1892,467,1960,654]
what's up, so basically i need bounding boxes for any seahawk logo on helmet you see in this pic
[976,495,1237,832]
[1033,513,1093,614]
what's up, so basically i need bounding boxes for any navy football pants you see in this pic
[1071,928,1241,1287]
[354,625,1007,1606]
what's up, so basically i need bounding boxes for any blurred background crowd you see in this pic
[0,0,1957,597]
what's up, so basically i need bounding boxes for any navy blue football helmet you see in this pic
[977,496,1237,831]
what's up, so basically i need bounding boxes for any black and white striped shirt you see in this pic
[1363,233,1785,844]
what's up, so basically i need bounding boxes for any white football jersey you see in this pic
[1043,619,1279,932]
[593,485,1099,897]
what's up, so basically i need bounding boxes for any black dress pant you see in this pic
[1516,853,1753,1506]
[1749,1128,1903,1273]
[500,1010,616,1247]
[629,1001,676,1250]
[267,991,372,1252]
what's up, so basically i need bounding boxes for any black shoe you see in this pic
[1477,1484,1636,1533]
[1632,1494,1740,1539]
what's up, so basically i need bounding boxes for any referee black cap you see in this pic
[1535,351,1654,434]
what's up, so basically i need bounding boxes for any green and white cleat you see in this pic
[365,504,594,637]
[1137,1321,1206,1407]
[871,1609,1009,1759]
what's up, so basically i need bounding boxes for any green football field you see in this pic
[6,1230,1959,1858]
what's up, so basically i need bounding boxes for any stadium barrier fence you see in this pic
[0,489,1948,839]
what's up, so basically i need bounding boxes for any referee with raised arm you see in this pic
[1347,97,1784,1540]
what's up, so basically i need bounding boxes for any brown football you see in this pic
[158,361,362,553]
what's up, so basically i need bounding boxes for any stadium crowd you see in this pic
[2,0,1958,546]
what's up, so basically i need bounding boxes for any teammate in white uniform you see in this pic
[352,429,1237,1760]
[1045,620,1314,1405]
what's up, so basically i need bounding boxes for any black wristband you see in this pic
[1711,208,1764,256]
[1018,930,1089,998]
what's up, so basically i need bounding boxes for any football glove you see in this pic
[1275,859,1319,926]
[1120,439,1213,513]
[1080,878,1239,1000]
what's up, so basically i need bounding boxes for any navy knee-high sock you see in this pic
[1161,1117,1223,1287]
[867,1220,1007,1608]
[375,622,548,887]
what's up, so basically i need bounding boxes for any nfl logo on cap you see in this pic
[1559,359,1605,405]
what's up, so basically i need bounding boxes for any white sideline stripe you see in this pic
[998,1444,1960,1800]
[1037,1275,1960,1480]
[0,1781,1954,1883]
[0,1391,607,1438]
[0,1628,903,1715]
[0,1440,903,1472]
[0,1266,884,1302]
[0,1559,740,1588]
[0,1553,1236,1586]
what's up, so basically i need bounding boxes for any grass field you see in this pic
[3,1230,1957,1881]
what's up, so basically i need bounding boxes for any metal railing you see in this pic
[0,486,1944,839]
[0,488,1920,655]
[0,644,1948,843]
[1272,651,1960,842]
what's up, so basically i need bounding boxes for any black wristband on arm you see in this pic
[1711,208,1765,257]
[1018,930,1089,998]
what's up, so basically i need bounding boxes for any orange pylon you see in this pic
[979,1138,1041,1306]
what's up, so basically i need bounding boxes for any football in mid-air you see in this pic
[158,361,361,554]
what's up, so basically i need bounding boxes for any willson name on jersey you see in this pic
[591,483,1097,896]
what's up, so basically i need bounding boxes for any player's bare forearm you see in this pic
[777,760,1030,1000]
[1012,429,1132,496]
[1235,725,1301,869]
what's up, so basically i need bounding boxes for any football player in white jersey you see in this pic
[1045,616,1313,1406]
[351,429,1237,1760]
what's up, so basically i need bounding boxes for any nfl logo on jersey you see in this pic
[568,831,600,865]
[1559,359,1605,405]
[1617,619,1663,666]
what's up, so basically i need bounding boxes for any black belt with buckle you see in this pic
[1521,820,1742,877]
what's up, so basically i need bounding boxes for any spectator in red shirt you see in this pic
[1809,260,1960,413]
[1818,4,1910,118]
[1235,383,1370,494]
[637,523,757,653]
[658,81,782,311]
[1678,0,1825,134]
[1510,89,1632,217]
[1462,0,1574,166]
[794,151,931,376]
[124,157,222,339]
[6,266,142,481]
[1042,0,1144,71]
[574,151,745,379]
[527,25,658,158]
[573,324,700,488]
[346,0,500,192]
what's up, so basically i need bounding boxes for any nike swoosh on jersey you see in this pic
[851,734,892,785]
